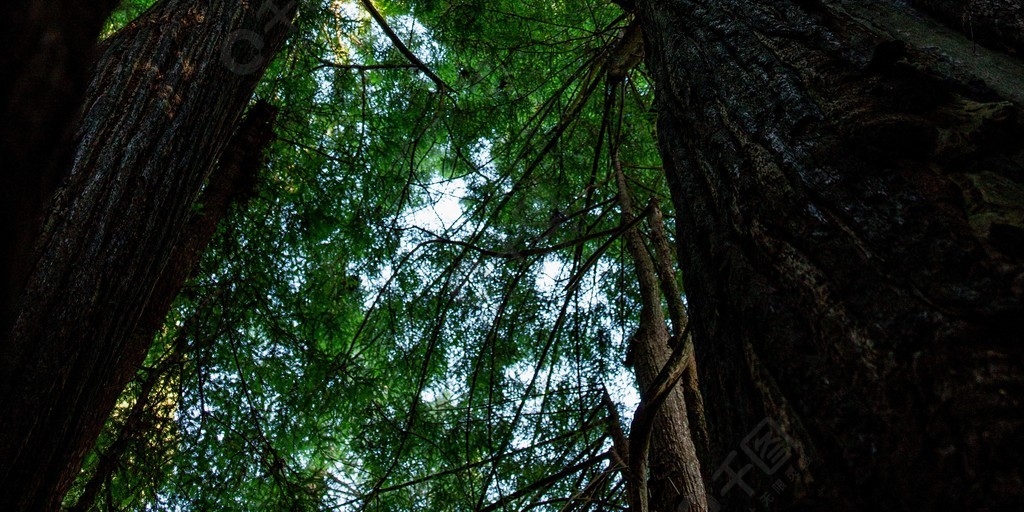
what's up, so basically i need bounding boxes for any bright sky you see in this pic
[405,177,641,416]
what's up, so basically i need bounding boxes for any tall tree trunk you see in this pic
[68,101,276,511]
[635,0,1024,509]
[0,1,296,508]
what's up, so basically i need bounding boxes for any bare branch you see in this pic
[419,207,647,261]
[358,0,451,93]
[478,452,611,512]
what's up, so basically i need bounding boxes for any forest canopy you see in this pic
[66,0,669,509]
[4,0,1022,510]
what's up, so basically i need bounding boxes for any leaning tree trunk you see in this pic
[635,0,1024,509]
[0,1,296,508]
[0,0,119,340]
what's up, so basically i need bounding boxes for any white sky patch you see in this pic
[534,255,565,293]
[333,0,361,20]
[420,387,437,403]
[359,261,393,309]
[503,360,536,387]
[471,138,497,175]
[358,176,468,309]
[407,177,467,232]
[607,364,640,414]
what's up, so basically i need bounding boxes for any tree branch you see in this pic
[613,138,701,512]
[315,58,418,72]
[420,206,648,261]
[602,386,630,467]
[358,0,451,93]
[478,451,611,512]
[648,201,709,458]
[627,321,693,512]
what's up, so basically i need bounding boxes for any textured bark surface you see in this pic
[636,0,1024,509]
[69,103,276,512]
[0,1,295,508]
[0,0,119,339]
[629,320,706,512]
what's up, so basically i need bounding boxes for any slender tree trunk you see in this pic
[615,157,707,512]
[636,0,1024,509]
[0,1,296,508]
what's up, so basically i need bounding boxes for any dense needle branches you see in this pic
[63,0,692,510]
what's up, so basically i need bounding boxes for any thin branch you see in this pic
[367,418,601,498]
[601,387,630,468]
[648,201,709,457]
[648,202,686,342]
[562,207,637,295]
[472,244,604,509]
[314,58,418,72]
[554,464,619,512]
[635,321,694,408]
[418,208,643,261]
[358,0,451,92]
[478,452,611,512]
[364,247,485,504]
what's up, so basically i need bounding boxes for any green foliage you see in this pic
[99,0,157,38]
[66,0,678,510]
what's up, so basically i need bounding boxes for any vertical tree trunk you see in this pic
[615,158,707,512]
[636,0,1024,509]
[0,1,296,508]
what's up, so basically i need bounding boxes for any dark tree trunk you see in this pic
[68,97,277,512]
[0,1,296,508]
[635,0,1024,509]
[0,0,119,338]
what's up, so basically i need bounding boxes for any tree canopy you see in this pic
[64,0,675,509]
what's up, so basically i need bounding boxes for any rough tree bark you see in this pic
[0,0,119,339]
[0,1,296,509]
[635,0,1024,509]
